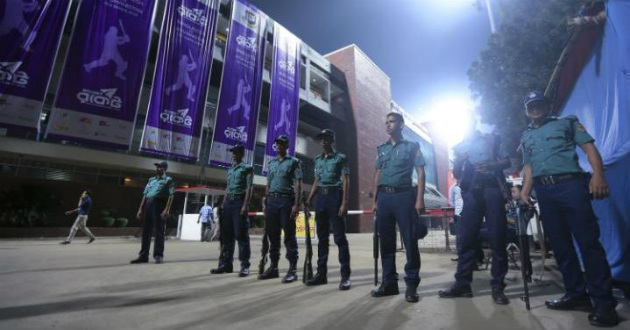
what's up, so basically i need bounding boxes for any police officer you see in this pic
[130,161,174,264]
[371,112,425,303]
[305,129,352,290]
[520,91,618,327]
[258,135,303,283]
[211,144,253,277]
[438,123,511,305]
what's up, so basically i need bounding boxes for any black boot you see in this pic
[406,282,420,303]
[305,273,328,286]
[210,264,233,274]
[258,261,279,280]
[282,262,298,283]
[371,282,400,297]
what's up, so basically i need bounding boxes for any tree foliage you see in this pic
[468,0,584,156]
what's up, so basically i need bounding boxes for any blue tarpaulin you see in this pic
[561,0,630,283]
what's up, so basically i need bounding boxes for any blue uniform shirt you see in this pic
[520,115,594,178]
[267,156,302,194]
[374,139,425,188]
[314,150,349,187]
[453,131,509,176]
[143,175,175,198]
[78,196,92,215]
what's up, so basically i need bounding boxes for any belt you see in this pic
[227,193,245,200]
[534,173,583,186]
[378,186,412,194]
[473,177,499,189]
[269,192,294,199]
[318,187,340,195]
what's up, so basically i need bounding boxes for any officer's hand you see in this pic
[372,200,378,215]
[161,210,169,219]
[291,205,299,219]
[65,211,72,216]
[338,203,348,217]
[240,205,248,216]
[136,210,142,220]
[520,192,533,207]
[415,200,426,215]
[589,173,610,200]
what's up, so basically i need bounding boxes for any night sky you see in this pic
[246,0,492,118]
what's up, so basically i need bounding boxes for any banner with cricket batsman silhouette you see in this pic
[263,23,301,174]
[47,0,156,149]
[0,0,71,132]
[140,0,219,160]
[208,0,266,167]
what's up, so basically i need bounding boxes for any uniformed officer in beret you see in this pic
[371,112,426,303]
[438,121,511,305]
[130,161,174,264]
[305,129,352,290]
[211,144,254,277]
[520,91,618,327]
[258,135,303,283]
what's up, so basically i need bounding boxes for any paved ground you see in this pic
[0,235,627,330]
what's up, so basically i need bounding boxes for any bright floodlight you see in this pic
[428,98,474,147]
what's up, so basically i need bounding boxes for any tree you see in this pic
[468,0,584,157]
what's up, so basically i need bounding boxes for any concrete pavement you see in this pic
[0,235,627,330]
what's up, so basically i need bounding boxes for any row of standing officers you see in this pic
[128,91,618,327]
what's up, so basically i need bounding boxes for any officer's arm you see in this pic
[521,164,534,206]
[341,173,349,207]
[580,142,610,199]
[415,165,426,213]
[162,179,175,217]
[163,195,174,217]
[372,169,381,212]
[136,196,146,220]
[306,176,319,206]
[243,170,254,214]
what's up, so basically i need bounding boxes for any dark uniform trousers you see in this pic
[315,190,351,278]
[265,195,298,263]
[139,197,167,259]
[222,196,251,268]
[377,189,420,287]
[455,186,508,289]
[200,222,210,241]
[535,177,616,309]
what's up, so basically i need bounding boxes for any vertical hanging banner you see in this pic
[208,0,266,167]
[140,0,219,160]
[263,22,301,173]
[46,0,156,149]
[0,0,72,132]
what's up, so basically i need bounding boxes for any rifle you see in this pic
[373,213,379,286]
[516,202,534,310]
[258,199,269,277]
[302,192,313,283]
[258,231,269,276]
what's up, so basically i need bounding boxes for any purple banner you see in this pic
[140,0,218,160]
[0,0,71,132]
[263,22,301,173]
[208,0,266,167]
[46,0,156,149]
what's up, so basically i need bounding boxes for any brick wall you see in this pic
[327,46,392,232]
